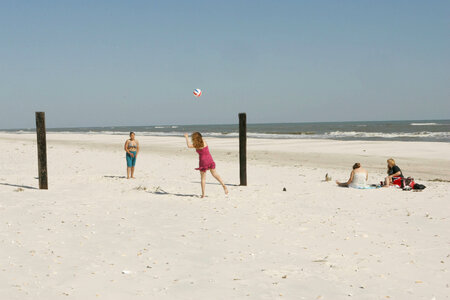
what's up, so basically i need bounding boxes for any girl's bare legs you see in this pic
[131,167,135,179]
[200,171,206,198]
[210,169,229,195]
[127,167,131,179]
[384,176,391,187]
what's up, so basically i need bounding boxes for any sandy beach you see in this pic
[0,133,449,299]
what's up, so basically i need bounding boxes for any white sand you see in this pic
[0,133,449,299]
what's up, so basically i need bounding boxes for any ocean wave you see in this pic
[259,131,316,135]
[0,130,35,134]
[2,129,449,141]
[410,123,439,126]
[43,131,322,139]
[325,131,450,139]
[153,126,179,129]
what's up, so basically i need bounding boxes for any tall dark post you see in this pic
[239,113,247,186]
[35,112,48,189]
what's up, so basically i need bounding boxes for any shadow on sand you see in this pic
[191,182,238,187]
[0,183,38,190]
[146,188,199,198]
[103,175,127,179]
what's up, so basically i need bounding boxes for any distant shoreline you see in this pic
[1,119,449,143]
[2,118,449,132]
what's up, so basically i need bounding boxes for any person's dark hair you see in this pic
[353,163,361,169]
[130,132,135,136]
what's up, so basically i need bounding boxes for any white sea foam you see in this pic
[0,130,34,134]
[410,123,439,126]
[325,131,450,139]
[2,129,449,141]
[57,131,321,139]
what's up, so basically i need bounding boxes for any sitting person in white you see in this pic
[336,163,368,188]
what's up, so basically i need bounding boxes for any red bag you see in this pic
[393,177,415,188]
[403,177,415,188]
[392,177,403,187]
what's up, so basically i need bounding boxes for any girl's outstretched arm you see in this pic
[184,133,195,148]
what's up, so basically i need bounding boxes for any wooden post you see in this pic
[239,113,247,186]
[35,112,48,189]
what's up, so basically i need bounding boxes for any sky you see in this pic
[0,0,449,129]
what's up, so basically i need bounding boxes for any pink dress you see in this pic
[195,146,216,171]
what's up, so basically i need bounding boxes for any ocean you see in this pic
[3,120,450,142]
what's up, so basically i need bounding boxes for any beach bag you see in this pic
[392,177,403,187]
[401,177,415,189]
[413,183,426,190]
[392,177,415,188]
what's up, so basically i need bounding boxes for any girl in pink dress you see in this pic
[184,132,228,198]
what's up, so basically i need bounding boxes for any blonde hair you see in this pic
[387,158,396,173]
[191,132,204,149]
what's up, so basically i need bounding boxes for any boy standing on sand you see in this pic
[124,132,139,179]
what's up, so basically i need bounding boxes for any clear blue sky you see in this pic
[1,0,449,129]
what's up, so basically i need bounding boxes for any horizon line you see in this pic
[1,118,449,131]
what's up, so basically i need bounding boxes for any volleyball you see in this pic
[193,89,202,97]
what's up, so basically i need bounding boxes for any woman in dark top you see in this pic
[385,158,403,186]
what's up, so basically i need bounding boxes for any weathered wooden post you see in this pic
[239,113,247,186]
[35,112,48,189]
